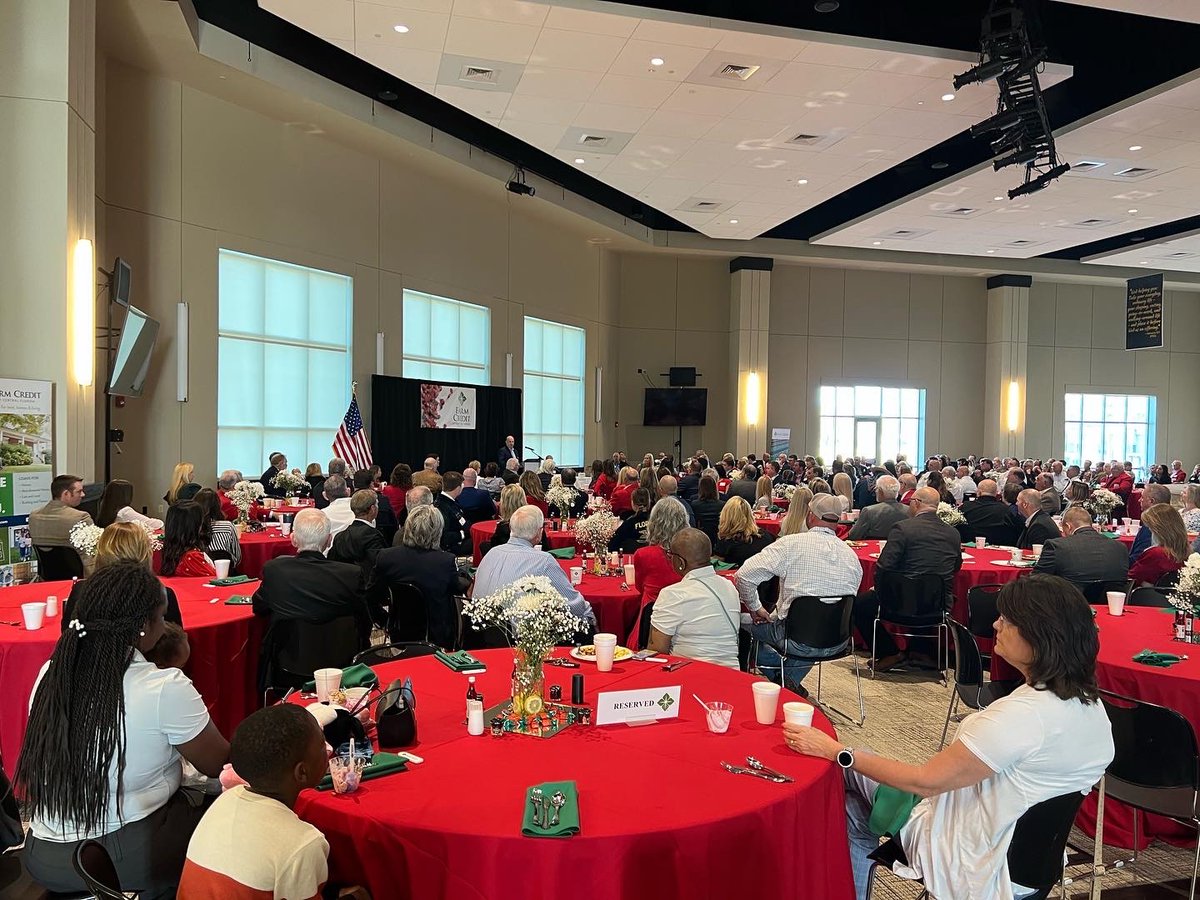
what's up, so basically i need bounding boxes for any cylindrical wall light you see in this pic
[505,352,513,388]
[1007,379,1020,433]
[176,303,189,402]
[375,332,385,374]
[594,367,602,423]
[745,371,761,427]
[72,239,94,387]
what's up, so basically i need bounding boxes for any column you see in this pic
[730,257,772,458]
[984,275,1031,460]
[0,0,98,476]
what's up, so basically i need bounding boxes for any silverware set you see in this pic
[0,621,19,627]
[720,757,795,783]
[528,788,567,829]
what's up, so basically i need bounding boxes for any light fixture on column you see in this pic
[594,367,602,423]
[376,332,385,374]
[505,353,513,388]
[1007,379,1020,433]
[72,239,94,387]
[177,303,189,402]
[745,371,761,426]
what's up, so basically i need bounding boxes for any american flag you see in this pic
[333,390,373,472]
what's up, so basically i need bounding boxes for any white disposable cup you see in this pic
[1011,548,1023,563]
[45,595,59,617]
[21,602,46,631]
[1131,520,1140,532]
[569,566,583,586]
[1032,543,1044,558]
[280,522,292,536]
[1106,591,1126,617]
[1122,517,1133,527]
[213,559,231,579]
[975,537,987,549]
[467,699,485,735]
[782,701,815,727]
[313,667,342,702]
[752,681,782,725]
[624,564,636,586]
[705,702,733,734]
[593,633,617,672]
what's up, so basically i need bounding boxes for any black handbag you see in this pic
[321,707,367,752]
[376,677,417,748]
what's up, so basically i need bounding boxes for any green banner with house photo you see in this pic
[0,378,54,585]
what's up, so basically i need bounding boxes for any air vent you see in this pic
[1162,251,1199,260]
[1066,217,1118,229]
[459,65,498,84]
[785,133,823,146]
[1003,238,1045,248]
[1114,166,1156,178]
[875,227,932,241]
[715,63,761,81]
[1071,160,1106,172]
[678,197,732,214]
[933,206,978,218]
[577,133,610,148]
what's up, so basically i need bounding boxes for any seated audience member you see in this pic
[348,470,395,544]
[737,495,864,689]
[63,522,183,630]
[960,479,1021,546]
[658,475,697,527]
[1035,472,1062,515]
[537,456,557,491]
[302,462,324,501]
[648,528,741,668]
[691,476,726,544]
[194,489,242,571]
[395,485,434,541]
[455,467,498,525]
[712,496,775,566]
[897,473,918,505]
[143,622,190,671]
[1015,489,1061,549]
[435,472,473,556]
[832,472,855,513]
[753,475,774,511]
[956,466,978,497]
[787,575,1113,900]
[215,470,242,521]
[1062,479,1091,511]
[612,488,652,553]
[320,474,355,538]
[1181,484,1200,534]
[779,486,813,537]
[412,457,441,491]
[1190,464,1200,485]
[632,498,691,611]
[726,465,760,504]
[1129,482,1171,564]
[487,484,542,554]
[178,705,331,900]
[924,471,954,507]
[28,473,94,571]
[1002,480,1022,518]
[520,470,549,515]
[96,478,164,530]
[1128,503,1189,587]
[501,457,522,485]
[1149,463,1171,486]
[677,460,702,503]
[476,461,505,496]
[381,464,412,516]
[369,505,464,647]
[472,506,597,632]
[327,489,388,583]
[1101,460,1133,501]
[558,469,590,518]
[259,452,289,497]
[848,476,907,541]
[166,462,203,506]
[1171,459,1188,484]
[609,466,638,516]
[17,562,229,897]
[160,501,218,578]
[1033,506,1129,585]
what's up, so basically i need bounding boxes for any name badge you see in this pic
[594,685,682,726]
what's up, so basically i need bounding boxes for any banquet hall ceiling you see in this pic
[191,1,1200,267]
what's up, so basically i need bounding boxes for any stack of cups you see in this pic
[783,701,815,728]
[45,594,59,618]
[623,563,636,586]
[593,633,618,672]
[752,681,782,725]
[313,667,342,702]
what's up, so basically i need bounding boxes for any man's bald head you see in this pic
[899,473,917,491]
[1062,506,1093,533]
[977,479,998,497]
[1142,483,1170,506]
[669,527,712,572]
[911,486,940,512]
[1016,489,1042,517]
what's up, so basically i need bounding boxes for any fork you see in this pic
[746,756,795,783]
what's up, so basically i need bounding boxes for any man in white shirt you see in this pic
[648,529,741,669]
[320,474,355,539]
[955,466,977,498]
[1050,460,1070,494]
[735,494,864,690]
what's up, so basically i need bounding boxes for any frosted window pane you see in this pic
[1064,393,1082,422]
[430,302,458,358]
[542,326,564,376]
[310,274,348,346]
[1126,395,1148,422]
[899,420,918,461]
[264,264,309,342]
[1105,395,1125,422]
[1064,425,1081,465]
[404,295,432,357]
[563,327,583,375]
[1082,423,1103,461]
[1082,394,1103,421]
[900,389,919,418]
[880,419,900,460]
[881,388,900,415]
[460,310,487,365]
[262,430,307,469]
[854,386,881,417]
[428,363,458,382]
[525,378,543,432]
[835,418,853,457]
[218,338,264,426]
[307,348,347,426]
[819,386,836,415]
[836,387,854,414]
[1105,424,1125,459]
[544,379,564,427]
[262,344,307,428]
[525,321,543,371]
[218,253,265,335]
[819,417,835,461]
[218,430,262,480]
[403,360,430,380]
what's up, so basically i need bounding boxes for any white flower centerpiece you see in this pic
[574,509,621,574]
[1170,553,1200,641]
[936,501,966,527]
[773,483,796,501]
[271,470,307,499]
[544,485,579,522]
[1086,488,1121,523]
[464,575,586,718]
[227,480,265,527]
[68,520,103,557]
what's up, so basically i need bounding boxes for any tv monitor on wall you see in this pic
[107,305,160,397]
[643,388,708,427]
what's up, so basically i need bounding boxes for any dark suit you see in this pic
[853,476,877,511]
[368,545,462,648]
[457,486,497,525]
[501,469,520,485]
[677,474,701,503]
[1128,523,1152,565]
[959,495,1022,547]
[726,479,757,504]
[372,490,399,544]
[848,500,908,541]
[498,445,521,468]
[1034,527,1128,585]
[1017,510,1061,549]
[259,466,286,498]
[327,520,388,586]
[435,493,473,556]
[691,498,725,544]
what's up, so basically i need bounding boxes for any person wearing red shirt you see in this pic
[159,502,218,578]
[1128,504,1188,586]
[381,463,413,517]
[216,471,241,521]
[609,467,638,517]
[1101,463,1133,501]
[631,498,690,647]
[591,459,616,500]
[519,471,549,516]
[1171,460,1188,484]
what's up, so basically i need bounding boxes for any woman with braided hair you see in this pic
[16,560,230,897]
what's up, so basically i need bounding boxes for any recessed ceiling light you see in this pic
[574,158,585,164]
[986,249,996,254]
[941,93,956,102]
[650,57,665,66]
[993,196,1004,201]
[1129,145,1142,151]
[931,161,949,170]
[377,89,398,101]
[1128,208,1138,214]
[872,241,882,246]
[729,219,739,224]
[797,179,809,185]
[1139,260,1149,264]
[814,0,840,11]
[393,24,409,33]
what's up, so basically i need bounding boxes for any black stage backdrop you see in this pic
[371,374,522,475]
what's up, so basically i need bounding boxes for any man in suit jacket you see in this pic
[677,460,702,503]
[1015,489,1062,549]
[1034,506,1129,585]
[959,480,1022,546]
[327,490,388,586]
[500,458,521,485]
[726,465,759,504]
[434,472,473,556]
[412,457,442,491]
[351,469,397,543]
[498,435,521,469]
[848,475,908,540]
[456,468,498,525]
[852,468,881,511]
[852,487,962,671]
[1035,473,1062,515]
[259,452,288,497]
[28,474,95,575]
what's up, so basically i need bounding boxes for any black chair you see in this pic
[270,616,361,693]
[71,840,124,900]
[1073,579,1130,605]
[939,619,1003,748]
[1096,690,1200,898]
[387,583,429,643]
[1126,585,1175,608]
[774,595,863,725]
[33,545,85,582]
[871,572,950,680]
[353,641,440,666]
[866,790,1089,899]
[636,601,655,650]
[966,583,1003,666]
[1156,569,1181,589]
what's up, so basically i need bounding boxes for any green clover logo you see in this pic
[658,693,675,711]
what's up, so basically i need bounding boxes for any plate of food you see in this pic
[571,645,635,663]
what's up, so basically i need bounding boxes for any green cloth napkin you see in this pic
[315,752,407,791]
[1132,648,1186,667]
[712,560,737,571]
[521,780,580,838]
[549,547,576,560]
[869,784,920,837]
[301,663,380,692]
[434,649,486,672]
[224,595,252,606]
[207,575,255,586]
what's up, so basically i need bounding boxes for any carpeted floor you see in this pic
[807,653,1196,898]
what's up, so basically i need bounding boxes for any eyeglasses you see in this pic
[665,550,685,565]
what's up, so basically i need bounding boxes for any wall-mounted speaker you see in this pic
[668,366,697,387]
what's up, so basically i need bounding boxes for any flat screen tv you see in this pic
[643,388,707,427]
[107,305,160,397]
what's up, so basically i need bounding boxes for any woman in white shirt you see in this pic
[1181,484,1200,535]
[16,561,230,898]
[785,574,1114,900]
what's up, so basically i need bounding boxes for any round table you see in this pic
[1077,604,1199,849]
[237,527,297,577]
[755,516,782,535]
[470,520,577,565]
[0,577,266,778]
[557,559,643,645]
[250,501,313,521]
[294,649,855,900]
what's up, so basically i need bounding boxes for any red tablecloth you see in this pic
[756,516,782,535]
[250,501,313,521]
[557,559,643,645]
[0,578,265,777]
[1076,605,1199,849]
[470,520,577,565]
[294,649,855,900]
[237,528,297,578]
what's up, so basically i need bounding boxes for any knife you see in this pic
[661,659,693,672]
[720,761,789,783]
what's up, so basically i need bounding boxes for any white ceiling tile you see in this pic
[713,30,808,61]
[497,119,567,147]
[514,67,603,101]
[842,69,937,106]
[640,108,722,139]
[618,133,694,162]
[502,94,583,125]
[670,210,719,228]
[330,39,357,55]
[761,61,868,98]
[356,42,443,84]
[872,54,966,80]
[859,108,971,141]
[353,3,448,50]
[541,5,638,37]
[262,0,355,43]
[528,28,627,72]
[361,0,452,11]
[630,19,722,50]
[433,84,512,119]
[700,117,786,144]
[443,17,540,64]
[590,74,678,109]
[604,171,658,193]
[605,155,673,179]
[608,40,711,81]
[661,83,748,116]
[450,0,548,27]
[551,149,612,172]
[573,102,654,132]
[726,91,818,124]
[795,42,886,70]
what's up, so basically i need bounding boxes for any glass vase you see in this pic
[510,647,547,718]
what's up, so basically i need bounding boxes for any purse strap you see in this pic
[694,576,740,639]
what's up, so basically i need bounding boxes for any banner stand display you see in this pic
[0,378,54,585]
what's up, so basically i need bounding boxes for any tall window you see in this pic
[1064,392,1155,476]
[524,317,585,466]
[402,290,490,384]
[217,250,352,477]
[818,385,925,464]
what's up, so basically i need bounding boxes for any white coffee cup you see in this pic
[45,595,59,617]
[213,559,231,579]
[21,602,46,631]
[1011,548,1023,563]
[975,537,987,549]
[782,701,814,727]
[593,633,618,672]
[752,681,782,725]
[1032,543,1044,558]
[623,563,636,586]
[569,566,583,586]
[1106,591,1126,617]
[313,667,343,702]
[280,522,292,536]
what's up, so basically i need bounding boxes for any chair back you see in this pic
[948,619,986,699]
[1155,569,1181,589]
[1127,585,1175,608]
[875,572,947,625]
[71,840,124,900]
[1006,791,1089,893]
[974,519,1020,548]
[33,545,85,582]
[1074,579,1129,605]
[387,582,429,643]
[636,600,656,650]
[966,584,1003,641]
[354,641,439,666]
[1101,690,1200,791]
[783,595,855,652]
[276,616,360,679]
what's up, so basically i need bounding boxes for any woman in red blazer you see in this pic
[519,471,549,515]
[1128,504,1188,586]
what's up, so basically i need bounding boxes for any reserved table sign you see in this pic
[595,685,682,726]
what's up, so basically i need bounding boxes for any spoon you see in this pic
[692,693,714,714]
[550,791,566,826]
[746,756,794,782]
[530,788,544,828]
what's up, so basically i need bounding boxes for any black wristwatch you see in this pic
[836,746,855,769]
